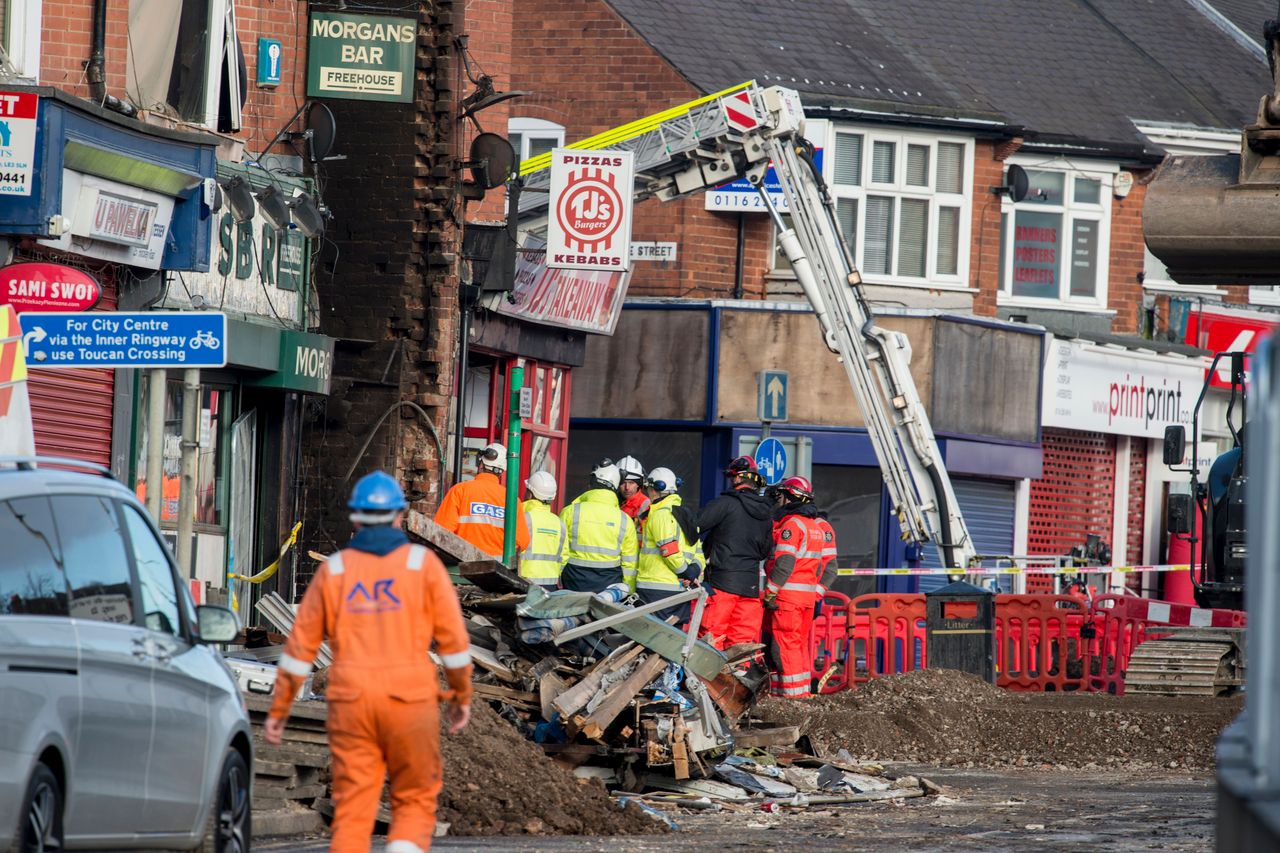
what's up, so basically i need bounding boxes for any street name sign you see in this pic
[19,311,228,368]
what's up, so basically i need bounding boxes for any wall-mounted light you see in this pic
[220,176,257,223]
[288,192,327,238]
[256,184,291,230]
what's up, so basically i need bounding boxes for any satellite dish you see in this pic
[306,102,338,162]
[1005,164,1030,203]
[469,133,516,190]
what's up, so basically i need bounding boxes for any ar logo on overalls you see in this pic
[346,578,402,613]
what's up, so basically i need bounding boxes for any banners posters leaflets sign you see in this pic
[40,171,174,270]
[1042,337,1204,439]
[1184,307,1278,389]
[704,119,827,213]
[547,149,635,272]
[307,12,416,103]
[19,311,228,369]
[0,263,102,312]
[485,235,631,335]
[0,91,37,197]
[0,305,35,455]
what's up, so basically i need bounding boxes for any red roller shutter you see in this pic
[25,259,117,467]
[1027,428,1117,592]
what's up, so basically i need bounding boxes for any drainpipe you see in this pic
[88,0,138,118]
[732,213,746,299]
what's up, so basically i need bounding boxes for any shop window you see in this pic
[998,162,1113,308]
[1,0,41,82]
[810,464,881,596]
[0,497,66,616]
[133,378,231,530]
[567,430,704,507]
[55,496,135,625]
[509,118,565,171]
[125,0,243,131]
[775,128,971,286]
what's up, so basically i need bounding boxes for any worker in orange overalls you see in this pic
[763,475,830,699]
[434,442,530,558]
[265,471,473,852]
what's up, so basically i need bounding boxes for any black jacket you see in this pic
[698,487,775,597]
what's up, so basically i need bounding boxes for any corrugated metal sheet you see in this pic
[920,477,1016,592]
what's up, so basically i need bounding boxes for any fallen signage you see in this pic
[483,236,631,335]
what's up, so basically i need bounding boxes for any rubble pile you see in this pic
[762,669,1243,771]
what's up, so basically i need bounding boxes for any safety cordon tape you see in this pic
[230,522,302,583]
[835,564,1192,577]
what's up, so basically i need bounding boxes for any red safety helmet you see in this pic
[724,455,764,485]
[778,475,814,503]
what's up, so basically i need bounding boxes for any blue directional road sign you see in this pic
[754,437,788,486]
[757,369,789,422]
[19,311,228,368]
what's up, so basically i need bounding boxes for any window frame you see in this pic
[997,156,1117,310]
[509,117,566,170]
[771,124,975,290]
[2,0,42,82]
[120,500,194,641]
[124,0,234,130]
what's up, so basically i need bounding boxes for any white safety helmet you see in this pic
[479,442,507,473]
[617,455,645,482]
[591,459,622,490]
[646,467,680,496]
[525,470,557,502]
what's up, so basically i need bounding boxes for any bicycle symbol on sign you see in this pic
[190,330,221,351]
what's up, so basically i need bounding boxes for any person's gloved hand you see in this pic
[813,599,824,618]
[763,593,779,611]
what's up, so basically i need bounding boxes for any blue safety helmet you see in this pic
[348,470,408,513]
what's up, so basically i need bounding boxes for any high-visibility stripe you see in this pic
[279,653,313,677]
[523,552,562,563]
[529,577,560,587]
[458,515,504,528]
[328,552,345,576]
[771,684,812,697]
[407,544,427,570]
[386,840,426,853]
[782,582,821,593]
[640,546,662,556]
[637,580,683,592]
[774,542,800,556]
[622,567,638,577]
[439,649,472,669]
[778,671,811,684]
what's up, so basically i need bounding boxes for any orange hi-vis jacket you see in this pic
[766,513,827,605]
[434,471,530,558]
[269,542,474,718]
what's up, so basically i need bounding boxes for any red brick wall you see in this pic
[40,0,309,154]
[1108,178,1147,333]
[463,0,515,222]
[970,139,1007,316]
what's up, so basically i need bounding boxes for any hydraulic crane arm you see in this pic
[517,84,975,569]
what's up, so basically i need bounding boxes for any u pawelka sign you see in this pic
[306,11,416,103]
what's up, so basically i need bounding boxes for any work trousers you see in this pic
[765,599,815,698]
[634,586,691,627]
[560,561,623,593]
[700,587,763,649]
[327,689,442,853]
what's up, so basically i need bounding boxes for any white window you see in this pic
[1,0,42,82]
[773,127,972,288]
[998,160,1114,308]
[126,0,243,131]
[509,118,565,170]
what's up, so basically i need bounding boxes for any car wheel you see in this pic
[199,748,251,853]
[13,763,62,853]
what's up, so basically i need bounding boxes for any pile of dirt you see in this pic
[438,701,663,836]
[760,669,1241,772]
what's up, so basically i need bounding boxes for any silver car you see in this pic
[0,459,252,851]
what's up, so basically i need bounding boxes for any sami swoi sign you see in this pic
[20,312,227,368]
[0,263,102,312]
[547,149,635,272]
[307,12,416,103]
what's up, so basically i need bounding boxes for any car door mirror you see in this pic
[1163,425,1186,467]
[1167,493,1193,535]
[197,605,240,644]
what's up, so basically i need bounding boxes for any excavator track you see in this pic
[1123,628,1246,697]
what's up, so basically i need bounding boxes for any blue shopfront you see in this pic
[567,299,1044,594]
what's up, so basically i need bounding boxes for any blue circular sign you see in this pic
[754,438,788,486]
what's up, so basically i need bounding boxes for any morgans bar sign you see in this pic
[306,11,416,103]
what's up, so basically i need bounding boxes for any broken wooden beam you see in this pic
[404,510,496,565]
[579,653,667,741]
[729,724,801,749]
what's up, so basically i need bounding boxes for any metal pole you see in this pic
[452,287,475,487]
[144,368,166,522]
[502,362,524,565]
[175,368,201,577]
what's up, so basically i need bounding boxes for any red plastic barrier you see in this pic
[1089,593,1247,694]
[993,593,1094,692]
[809,591,851,693]
[846,593,928,686]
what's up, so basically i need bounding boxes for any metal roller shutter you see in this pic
[25,261,117,467]
[1027,428,1116,592]
[919,477,1016,592]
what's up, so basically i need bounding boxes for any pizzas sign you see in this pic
[547,149,634,272]
[0,263,103,313]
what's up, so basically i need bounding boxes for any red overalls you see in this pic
[764,513,826,698]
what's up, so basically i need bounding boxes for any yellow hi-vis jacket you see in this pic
[635,493,703,595]
[520,498,566,586]
[560,488,638,584]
